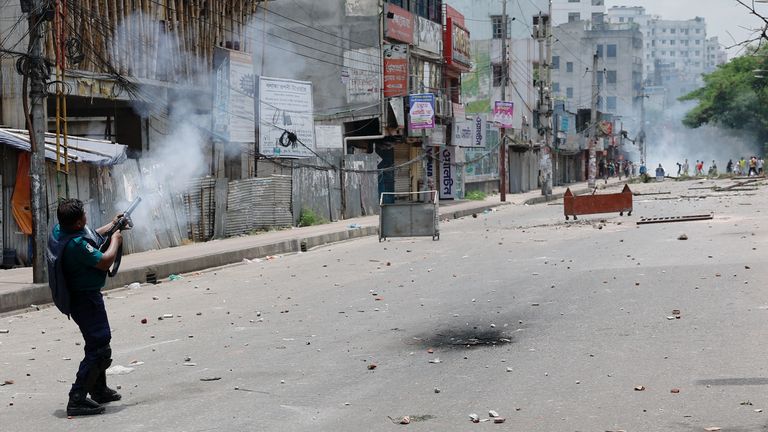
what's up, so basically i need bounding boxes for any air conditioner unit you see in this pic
[435,95,446,117]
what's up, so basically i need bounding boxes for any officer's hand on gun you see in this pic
[111,230,123,246]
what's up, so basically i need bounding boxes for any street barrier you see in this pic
[379,191,439,241]
[563,184,633,220]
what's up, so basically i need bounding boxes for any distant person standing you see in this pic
[698,160,705,176]
[676,161,682,176]
[739,157,747,176]
[683,159,689,176]
[726,159,733,174]
[655,164,665,182]
[758,157,764,175]
[749,156,758,176]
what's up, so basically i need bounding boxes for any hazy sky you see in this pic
[605,0,767,57]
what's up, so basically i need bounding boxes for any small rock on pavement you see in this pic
[469,414,480,423]
[493,418,506,424]
[367,364,377,370]
[755,409,763,413]
[2,380,14,385]
[671,388,680,393]
[488,410,499,417]
[428,358,441,364]
[634,385,645,391]
[434,388,441,393]
[0,329,9,334]
[704,428,721,431]
[140,318,147,324]
[399,416,410,424]
[678,234,688,240]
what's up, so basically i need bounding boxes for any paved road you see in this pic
[1,177,766,432]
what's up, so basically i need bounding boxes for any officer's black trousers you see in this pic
[69,290,112,395]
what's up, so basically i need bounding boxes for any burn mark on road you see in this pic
[409,327,515,350]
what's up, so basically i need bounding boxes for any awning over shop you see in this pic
[0,128,128,166]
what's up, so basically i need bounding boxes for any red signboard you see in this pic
[444,17,471,71]
[383,43,408,98]
[385,3,414,44]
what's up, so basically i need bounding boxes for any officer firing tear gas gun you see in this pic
[100,197,141,277]
[46,197,141,416]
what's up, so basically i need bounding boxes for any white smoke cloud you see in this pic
[646,100,761,176]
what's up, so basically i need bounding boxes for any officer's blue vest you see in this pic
[46,226,103,317]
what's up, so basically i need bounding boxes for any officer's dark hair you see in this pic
[57,198,85,230]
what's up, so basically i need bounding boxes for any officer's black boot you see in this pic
[89,357,121,404]
[67,390,105,416]
[90,370,121,403]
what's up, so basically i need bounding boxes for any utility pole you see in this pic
[587,53,599,189]
[535,5,553,197]
[499,0,507,202]
[27,0,49,283]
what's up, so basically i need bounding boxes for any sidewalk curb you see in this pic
[1,202,509,314]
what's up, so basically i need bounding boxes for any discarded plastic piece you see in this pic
[348,224,362,229]
[106,365,134,375]
[127,282,141,289]
[428,358,441,364]
[169,274,183,281]
[704,428,722,431]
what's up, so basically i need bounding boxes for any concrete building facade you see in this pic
[551,0,606,27]
[551,21,643,127]
[606,6,726,100]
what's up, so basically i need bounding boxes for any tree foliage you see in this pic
[680,47,768,142]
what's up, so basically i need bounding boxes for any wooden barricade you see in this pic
[563,184,633,220]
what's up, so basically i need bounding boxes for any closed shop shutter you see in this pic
[394,143,410,195]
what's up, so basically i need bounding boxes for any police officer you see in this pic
[49,198,124,416]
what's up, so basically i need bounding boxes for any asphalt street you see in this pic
[1,177,767,432]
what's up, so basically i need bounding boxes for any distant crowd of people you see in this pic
[725,156,764,176]
[671,157,765,178]
[595,156,764,185]
[598,159,636,182]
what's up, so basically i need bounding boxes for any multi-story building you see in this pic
[552,21,644,125]
[606,7,726,100]
[551,0,606,27]
[448,0,549,193]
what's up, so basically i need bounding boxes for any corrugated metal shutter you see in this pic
[226,175,293,236]
[394,143,410,194]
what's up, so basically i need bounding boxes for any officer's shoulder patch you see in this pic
[85,243,95,253]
